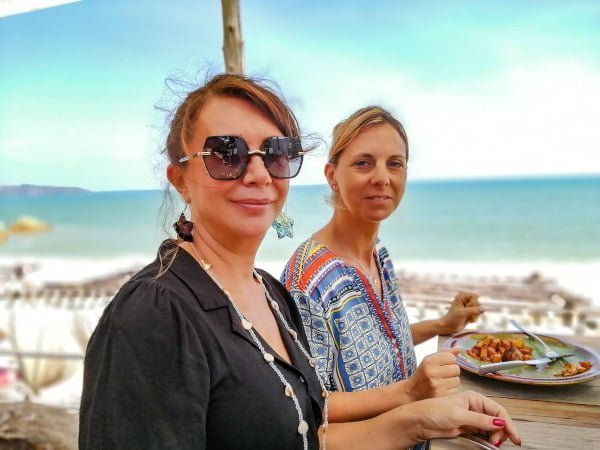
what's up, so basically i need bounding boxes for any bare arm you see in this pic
[324,408,420,450]
[411,292,483,345]
[411,319,446,345]
[328,350,461,422]
[327,380,413,422]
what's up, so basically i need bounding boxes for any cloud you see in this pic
[1,115,160,190]
[2,1,599,189]
[286,59,600,185]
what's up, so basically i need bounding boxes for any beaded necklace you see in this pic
[188,243,329,450]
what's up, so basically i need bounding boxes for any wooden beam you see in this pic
[221,0,244,74]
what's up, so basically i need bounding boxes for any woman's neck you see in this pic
[320,209,380,264]
[185,224,262,287]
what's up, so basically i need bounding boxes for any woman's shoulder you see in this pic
[375,240,393,264]
[282,237,344,291]
[288,237,328,262]
[103,270,183,328]
[100,249,207,331]
[120,251,189,295]
[375,238,390,254]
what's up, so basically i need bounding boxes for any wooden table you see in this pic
[437,335,600,449]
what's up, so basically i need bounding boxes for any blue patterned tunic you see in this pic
[282,238,430,449]
[281,237,418,390]
[282,238,431,449]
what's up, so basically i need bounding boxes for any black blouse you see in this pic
[79,242,324,450]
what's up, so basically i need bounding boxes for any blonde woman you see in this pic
[282,106,482,404]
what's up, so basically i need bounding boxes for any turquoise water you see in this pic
[1,176,599,263]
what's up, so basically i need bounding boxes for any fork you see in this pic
[478,353,575,374]
[510,319,560,358]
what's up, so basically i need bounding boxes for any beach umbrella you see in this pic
[8,216,52,234]
[0,221,7,244]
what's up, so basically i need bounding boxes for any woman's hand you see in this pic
[439,291,483,335]
[408,390,521,447]
[325,390,521,449]
[405,349,461,401]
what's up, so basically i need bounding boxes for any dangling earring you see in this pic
[173,204,194,242]
[271,208,294,239]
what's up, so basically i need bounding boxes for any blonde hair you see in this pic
[328,106,408,205]
[329,105,408,164]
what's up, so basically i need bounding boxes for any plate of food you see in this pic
[444,331,600,385]
[431,435,500,449]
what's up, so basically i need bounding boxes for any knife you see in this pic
[478,354,575,375]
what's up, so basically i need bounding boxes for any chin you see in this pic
[233,219,274,239]
[364,209,394,223]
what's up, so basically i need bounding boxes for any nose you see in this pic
[242,154,272,185]
[371,161,390,186]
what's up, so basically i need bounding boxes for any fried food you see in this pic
[554,361,593,377]
[502,347,524,362]
[466,335,534,363]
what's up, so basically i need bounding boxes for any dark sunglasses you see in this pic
[178,136,305,180]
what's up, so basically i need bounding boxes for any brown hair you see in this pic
[157,73,302,276]
[327,106,408,205]
[164,73,301,165]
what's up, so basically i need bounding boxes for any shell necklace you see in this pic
[189,243,329,450]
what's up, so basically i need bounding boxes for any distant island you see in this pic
[0,184,91,196]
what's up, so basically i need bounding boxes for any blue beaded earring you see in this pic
[271,208,294,239]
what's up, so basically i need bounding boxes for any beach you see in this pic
[2,256,599,303]
[1,177,599,447]
[1,252,599,448]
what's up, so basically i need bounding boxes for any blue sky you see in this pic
[1,0,599,190]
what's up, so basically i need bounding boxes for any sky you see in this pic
[1,0,599,191]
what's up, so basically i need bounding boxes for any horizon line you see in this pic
[2,172,599,194]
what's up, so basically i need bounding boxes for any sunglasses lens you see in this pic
[201,136,303,180]
[264,137,303,179]
[203,136,246,180]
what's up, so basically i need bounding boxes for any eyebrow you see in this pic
[354,152,407,159]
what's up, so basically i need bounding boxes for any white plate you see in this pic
[431,436,499,449]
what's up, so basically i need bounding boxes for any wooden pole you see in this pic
[221,0,244,74]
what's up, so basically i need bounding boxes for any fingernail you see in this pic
[517,439,522,447]
[492,418,506,427]
[493,441,502,448]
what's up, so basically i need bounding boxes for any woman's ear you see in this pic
[324,162,337,191]
[167,164,191,203]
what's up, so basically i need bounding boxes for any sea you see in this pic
[1,176,599,302]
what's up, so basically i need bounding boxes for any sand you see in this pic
[1,256,599,449]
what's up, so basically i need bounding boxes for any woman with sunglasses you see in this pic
[79,75,519,449]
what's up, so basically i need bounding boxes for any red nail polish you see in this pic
[492,418,506,427]
[493,441,502,448]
